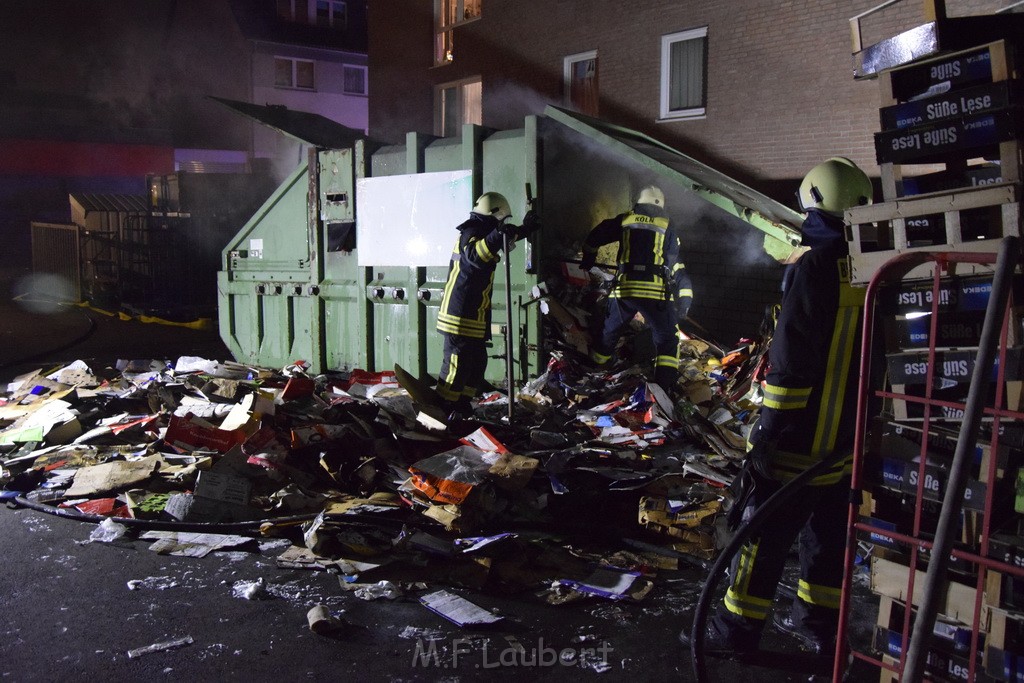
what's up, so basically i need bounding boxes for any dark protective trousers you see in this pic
[436,332,488,405]
[712,474,851,644]
[593,297,679,386]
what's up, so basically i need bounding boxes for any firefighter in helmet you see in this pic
[580,184,692,387]
[682,157,873,657]
[435,191,539,416]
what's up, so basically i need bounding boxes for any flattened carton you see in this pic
[638,496,720,531]
[638,496,719,554]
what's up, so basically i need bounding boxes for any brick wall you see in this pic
[366,0,1014,343]
[370,0,1013,181]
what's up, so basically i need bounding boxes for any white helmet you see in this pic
[636,185,665,208]
[472,192,511,222]
[798,157,872,216]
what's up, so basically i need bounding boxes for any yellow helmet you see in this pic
[636,185,665,208]
[798,157,872,216]
[472,192,511,221]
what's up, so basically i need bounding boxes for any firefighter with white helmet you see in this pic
[682,158,872,658]
[435,192,539,416]
[580,183,692,387]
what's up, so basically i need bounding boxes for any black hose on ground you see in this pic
[690,448,851,682]
[9,493,419,533]
[0,305,97,372]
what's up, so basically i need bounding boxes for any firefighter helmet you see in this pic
[636,185,665,208]
[472,192,512,222]
[798,157,872,216]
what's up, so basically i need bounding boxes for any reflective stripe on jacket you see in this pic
[582,203,686,302]
[436,214,505,340]
[758,210,864,485]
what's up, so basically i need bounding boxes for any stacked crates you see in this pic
[856,276,1024,679]
[847,39,1022,286]
[844,17,1024,682]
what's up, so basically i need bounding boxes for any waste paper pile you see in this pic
[0,275,774,622]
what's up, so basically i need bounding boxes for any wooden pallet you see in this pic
[847,182,1022,284]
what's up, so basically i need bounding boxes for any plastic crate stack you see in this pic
[846,39,1022,287]
[842,34,1024,683]
[860,274,1024,681]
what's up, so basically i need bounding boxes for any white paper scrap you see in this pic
[420,590,502,626]
[560,567,639,600]
[140,531,253,558]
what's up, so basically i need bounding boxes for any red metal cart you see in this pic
[835,237,1024,681]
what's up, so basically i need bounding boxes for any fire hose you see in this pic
[694,237,1019,682]
[689,447,852,682]
[0,306,97,372]
[6,491,437,535]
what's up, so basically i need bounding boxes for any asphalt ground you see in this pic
[0,266,881,682]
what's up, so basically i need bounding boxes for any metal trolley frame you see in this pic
[835,237,1024,681]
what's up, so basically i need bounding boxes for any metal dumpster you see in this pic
[218,104,805,384]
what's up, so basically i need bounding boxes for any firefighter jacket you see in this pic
[582,203,692,312]
[757,209,864,485]
[436,213,507,340]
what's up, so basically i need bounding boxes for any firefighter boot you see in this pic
[678,610,760,657]
[587,347,612,373]
[444,397,474,422]
[653,364,678,390]
[772,610,837,656]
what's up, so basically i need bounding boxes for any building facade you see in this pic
[235,0,369,177]
[0,0,368,267]
[369,0,1012,188]
[366,0,1015,343]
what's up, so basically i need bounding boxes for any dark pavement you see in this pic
[0,266,880,681]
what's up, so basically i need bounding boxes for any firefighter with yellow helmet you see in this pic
[580,184,692,387]
[682,157,872,657]
[435,192,538,416]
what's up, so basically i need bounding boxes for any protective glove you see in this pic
[498,221,518,240]
[725,459,756,531]
[519,210,541,237]
[675,297,691,323]
[747,434,779,481]
[579,251,596,271]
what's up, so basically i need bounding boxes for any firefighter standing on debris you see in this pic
[683,157,873,657]
[435,192,539,416]
[580,184,692,387]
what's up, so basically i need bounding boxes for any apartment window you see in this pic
[436,77,481,137]
[316,1,347,28]
[277,0,301,21]
[660,27,708,120]
[343,65,367,95]
[275,57,315,90]
[434,0,482,65]
[564,51,598,117]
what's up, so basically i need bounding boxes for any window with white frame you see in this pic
[343,65,367,95]
[435,77,482,137]
[563,51,598,117]
[316,0,347,28]
[275,57,315,90]
[660,27,708,120]
[434,0,482,65]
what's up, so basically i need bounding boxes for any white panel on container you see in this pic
[356,170,473,266]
